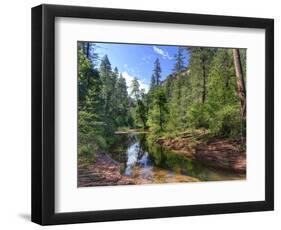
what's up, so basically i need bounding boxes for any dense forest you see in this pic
[78,42,246,172]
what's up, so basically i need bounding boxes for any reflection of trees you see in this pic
[107,134,132,162]
[148,145,167,168]
[137,134,149,161]
[146,134,216,180]
[109,133,232,182]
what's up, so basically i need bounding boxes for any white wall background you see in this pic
[0,0,279,229]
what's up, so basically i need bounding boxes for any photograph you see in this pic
[77,42,247,187]
[30,3,274,225]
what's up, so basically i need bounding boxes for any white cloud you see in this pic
[141,55,152,63]
[122,71,149,95]
[153,46,173,60]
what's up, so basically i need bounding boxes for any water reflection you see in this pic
[125,142,140,176]
[108,133,244,183]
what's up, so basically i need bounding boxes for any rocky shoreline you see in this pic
[78,152,199,187]
[78,133,246,187]
[78,153,133,187]
[156,136,246,173]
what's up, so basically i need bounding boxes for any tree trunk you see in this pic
[232,49,246,119]
[223,50,229,104]
[86,42,90,59]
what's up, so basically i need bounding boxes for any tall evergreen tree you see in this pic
[78,46,106,163]
[206,49,241,136]
[111,66,120,121]
[100,55,112,75]
[84,70,104,117]
[99,55,114,114]
[148,88,168,131]
[113,66,119,76]
[150,74,156,91]
[188,47,215,104]
[115,73,130,126]
[135,89,148,129]
[173,47,185,73]
[80,42,98,66]
[99,55,116,134]
[78,49,92,108]
[153,58,161,86]
[130,77,141,100]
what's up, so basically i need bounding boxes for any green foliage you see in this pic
[78,49,93,108]
[207,49,238,106]
[150,74,156,90]
[78,111,107,167]
[186,103,209,129]
[206,49,242,137]
[136,99,148,129]
[209,104,241,137]
[115,73,130,127]
[78,41,247,168]
[78,45,132,167]
[148,87,168,132]
[99,55,114,117]
[130,77,141,99]
[78,41,98,65]
[173,47,185,73]
[152,58,161,86]
[164,72,190,132]
[160,47,245,139]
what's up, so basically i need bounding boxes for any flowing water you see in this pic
[108,132,245,184]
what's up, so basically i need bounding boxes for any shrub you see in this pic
[209,104,242,137]
[187,103,209,129]
[78,111,107,167]
[78,144,96,167]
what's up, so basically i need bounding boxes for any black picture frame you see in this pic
[31,4,274,225]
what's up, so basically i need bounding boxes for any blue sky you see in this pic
[92,42,189,93]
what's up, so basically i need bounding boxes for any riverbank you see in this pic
[78,130,245,187]
[156,131,246,173]
[115,128,149,135]
[78,153,132,187]
[78,152,199,187]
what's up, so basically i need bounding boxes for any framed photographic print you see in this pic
[31,4,274,225]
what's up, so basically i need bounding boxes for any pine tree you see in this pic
[100,55,112,75]
[115,73,130,126]
[153,58,161,86]
[84,70,104,117]
[148,87,168,131]
[136,97,148,129]
[99,55,116,134]
[78,47,106,161]
[99,55,114,114]
[78,49,92,108]
[79,42,98,67]
[130,77,141,100]
[188,47,215,104]
[113,66,119,76]
[173,47,185,73]
[150,74,156,91]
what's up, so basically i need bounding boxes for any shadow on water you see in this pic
[108,133,244,183]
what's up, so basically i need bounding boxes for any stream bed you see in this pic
[106,132,245,184]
